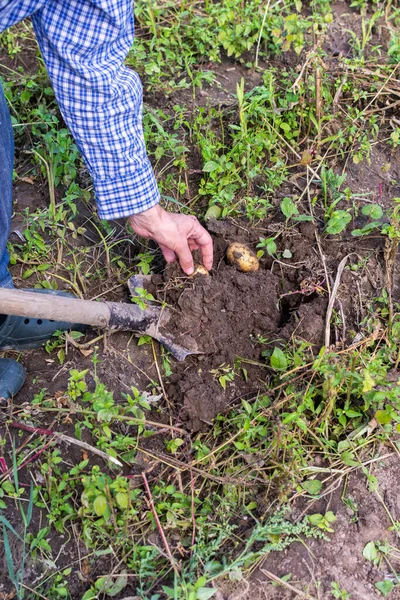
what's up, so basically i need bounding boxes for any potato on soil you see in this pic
[191,264,210,276]
[226,242,259,272]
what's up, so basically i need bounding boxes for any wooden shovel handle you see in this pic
[0,289,111,327]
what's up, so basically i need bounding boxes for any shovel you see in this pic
[0,280,197,361]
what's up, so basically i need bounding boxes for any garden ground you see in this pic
[1,0,400,598]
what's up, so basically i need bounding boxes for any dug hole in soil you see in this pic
[142,217,385,431]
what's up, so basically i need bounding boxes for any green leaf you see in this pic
[361,204,383,220]
[363,541,377,562]
[375,580,394,596]
[104,571,128,597]
[23,268,36,279]
[351,228,364,237]
[27,481,34,527]
[196,587,217,600]
[308,513,323,526]
[301,479,322,495]
[270,347,288,371]
[93,495,108,517]
[326,210,351,235]
[293,214,314,222]
[281,197,298,219]
[3,527,17,589]
[205,205,222,220]
[325,511,336,523]
[391,321,400,343]
[266,239,277,256]
[115,492,129,509]
[0,515,23,542]
[81,589,97,600]
[234,441,245,450]
[345,409,362,418]
[341,452,359,467]
[203,160,219,173]
[375,410,392,425]
[352,221,383,237]
[362,370,375,393]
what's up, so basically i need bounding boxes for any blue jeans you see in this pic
[0,79,14,289]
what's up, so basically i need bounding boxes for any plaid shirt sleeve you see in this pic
[1,0,160,220]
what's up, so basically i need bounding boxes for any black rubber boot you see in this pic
[0,358,26,402]
[0,288,86,351]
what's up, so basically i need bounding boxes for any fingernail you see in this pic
[186,267,194,275]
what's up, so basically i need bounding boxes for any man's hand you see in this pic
[129,205,213,275]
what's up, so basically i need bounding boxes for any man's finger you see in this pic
[159,244,176,264]
[191,227,213,271]
[176,242,195,275]
[188,241,200,251]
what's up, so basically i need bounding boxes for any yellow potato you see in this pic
[226,242,259,272]
[190,264,210,277]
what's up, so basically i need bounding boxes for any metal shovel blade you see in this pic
[128,274,199,361]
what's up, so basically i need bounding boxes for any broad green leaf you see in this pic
[234,441,245,450]
[196,587,216,600]
[361,204,383,220]
[115,492,129,510]
[391,321,400,343]
[326,210,351,235]
[203,160,219,173]
[375,410,392,425]
[301,479,322,495]
[103,571,128,597]
[93,495,108,517]
[375,580,394,596]
[205,205,222,220]
[345,409,362,418]
[281,197,298,219]
[270,347,288,370]
[341,452,359,467]
[81,590,97,600]
[362,370,375,393]
[266,239,277,256]
[308,513,323,526]
[363,541,377,562]
[325,511,336,523]
[23,268,36,279]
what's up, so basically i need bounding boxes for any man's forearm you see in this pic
[31,0,160,220]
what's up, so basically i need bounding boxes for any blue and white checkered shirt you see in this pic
[0,0,160,220]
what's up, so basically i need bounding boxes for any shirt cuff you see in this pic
[94,157,160,220]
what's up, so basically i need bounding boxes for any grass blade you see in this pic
[26,482,34,528]
[0,514,23,542]
[12,439,26,527]
[3,526,18,597]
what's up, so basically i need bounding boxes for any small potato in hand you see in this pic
[226,242,259,272]
[190,264,210,277]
